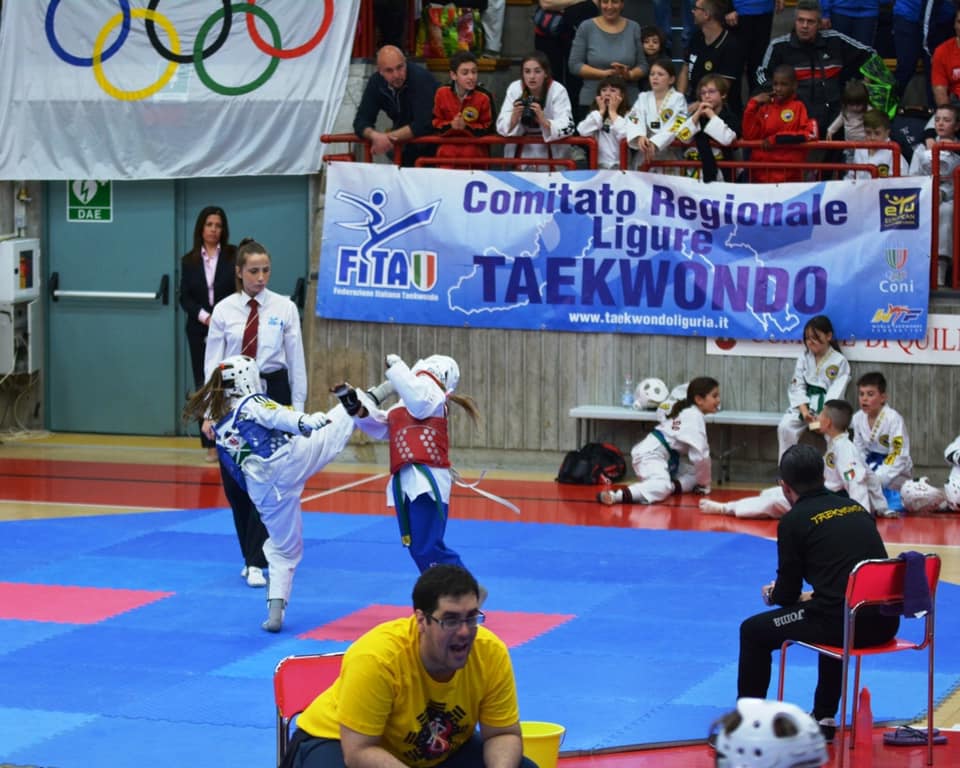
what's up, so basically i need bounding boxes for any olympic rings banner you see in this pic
[317,163,933,341]
[0,1,360,179]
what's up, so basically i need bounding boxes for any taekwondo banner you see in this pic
[0,1,360,179]
[317,164,933,341]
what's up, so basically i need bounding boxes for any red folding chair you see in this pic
[777,553,941,766]
[274,652,344,766]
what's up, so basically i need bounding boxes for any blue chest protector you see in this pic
[215,394,294,492]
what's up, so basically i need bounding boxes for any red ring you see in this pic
[244,0,334,58]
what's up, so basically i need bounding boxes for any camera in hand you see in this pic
[517,94,542,128]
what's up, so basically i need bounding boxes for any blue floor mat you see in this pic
[1,511,958,768]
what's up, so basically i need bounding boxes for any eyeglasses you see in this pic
[426,611,486,631]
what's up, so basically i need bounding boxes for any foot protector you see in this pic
[332,383,362,416]
[262,598,285,633]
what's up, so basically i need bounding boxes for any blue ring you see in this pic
[45,0,132,67]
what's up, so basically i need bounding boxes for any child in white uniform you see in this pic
[184,355,372,632]
[598,376,720,505]
[851,371,912,492]
[702,400,890,518]
[844,109,908,179]
[576,74,631,169]
[777,315,850,460]
[625,57,687,172]
[342,354,481,574]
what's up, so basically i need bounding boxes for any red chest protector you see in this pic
[388,408,450,474]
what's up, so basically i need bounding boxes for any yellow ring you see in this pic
[93,8,179,101]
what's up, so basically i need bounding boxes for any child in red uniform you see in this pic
[432,51,495,167]
[741,64,812,183]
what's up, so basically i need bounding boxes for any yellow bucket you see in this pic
[521,721,566,768]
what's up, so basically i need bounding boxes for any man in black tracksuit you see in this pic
[755,0,874,137]
[737,444,899,738]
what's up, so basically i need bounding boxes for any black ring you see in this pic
[145,0,232,63]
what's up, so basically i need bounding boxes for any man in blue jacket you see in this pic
[354,46,439,166]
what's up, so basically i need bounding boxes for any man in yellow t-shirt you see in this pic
[288,565,537,768]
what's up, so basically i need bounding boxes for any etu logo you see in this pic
[334,189,440,290]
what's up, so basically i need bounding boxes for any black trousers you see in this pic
[223,368,293,569]
[738,602,899,721]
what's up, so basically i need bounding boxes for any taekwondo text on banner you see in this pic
[316,165,932,341]
[0,1,360,179]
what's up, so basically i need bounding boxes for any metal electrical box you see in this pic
[0,238,41,302]
[0,301,40,374]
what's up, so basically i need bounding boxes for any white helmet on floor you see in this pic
[714,698,827,768]
[218,355,262,398]
[412,355,460,393]
[900,477,947,514]
[634,377,669,410]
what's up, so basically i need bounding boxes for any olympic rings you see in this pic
[145,0,232,65]
[93,9,179,102]
[244,0,334,59]
[45,1,332,100]
[46,0,131,67]
[193,5,280,97]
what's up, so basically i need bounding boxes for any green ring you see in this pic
[194,4,280,96]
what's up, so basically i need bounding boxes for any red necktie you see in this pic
[241,298,258,358]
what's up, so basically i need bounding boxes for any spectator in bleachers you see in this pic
[651,0,693,56]
[757,0,875,137]
[432,52,495,168]
[496,51,577,168]
[909,103,960,286]
[533,0,599,109]
[932,6,960,108]
[481,0,506,59]
[353,46,438,167]
[568,0,648,120]
[373,0,407,50]
[893,0,954,104]
[819,0,879,48]
[576,74,631,168]
[625,57,688,171]
[825,79,869,163]
[638,25,668,92]
[676,74,740,181]
[742,64,813,182]
[845,108,909,177]
[725,0,782,94]
[678,0,746,118]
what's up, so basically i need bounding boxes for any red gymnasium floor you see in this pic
[1,434,959,768]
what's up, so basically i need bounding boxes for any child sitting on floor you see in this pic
[598,377,720,506]
[701,400,891,518]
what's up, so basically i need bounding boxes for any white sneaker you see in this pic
[699,498,729,515]
[246,566,267,587]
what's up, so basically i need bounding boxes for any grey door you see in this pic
[46,180,177,434]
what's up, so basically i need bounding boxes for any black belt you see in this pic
[261,368,288,382]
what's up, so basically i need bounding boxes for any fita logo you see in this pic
[879,188,920,230]
[871,303,923,325]
[334,189,440,291]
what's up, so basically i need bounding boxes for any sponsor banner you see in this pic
[0,1,359,179]
[317,164,932,340]
[706,313,960,365]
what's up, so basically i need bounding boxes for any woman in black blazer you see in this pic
[179,206,237,461]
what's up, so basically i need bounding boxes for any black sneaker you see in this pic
[817,717,836,743]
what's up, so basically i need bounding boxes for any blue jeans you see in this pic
[652,0,694,54]
[294,731,541,768]
[828,13,877,49]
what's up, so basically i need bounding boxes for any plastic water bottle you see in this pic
[621,375,633,408]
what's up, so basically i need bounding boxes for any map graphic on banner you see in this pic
[317,165,932,341]
[0,1,359,179]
